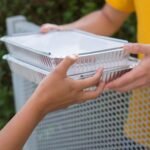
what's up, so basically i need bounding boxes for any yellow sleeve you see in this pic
[105,0,135,13]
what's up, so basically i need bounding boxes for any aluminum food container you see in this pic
[1,30,129,75]
[4,55,137,84]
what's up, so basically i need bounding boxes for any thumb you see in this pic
[124,43,150,55]
[56,55,78,76]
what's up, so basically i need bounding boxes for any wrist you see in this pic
[27,95,47,120]
[28,91,55,118]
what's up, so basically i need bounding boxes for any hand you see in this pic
[32,55,105,115]
[105,43,150,92]
[0,55,105,150]
[40,23,63,33]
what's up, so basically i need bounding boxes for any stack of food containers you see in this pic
[1,29,136,86]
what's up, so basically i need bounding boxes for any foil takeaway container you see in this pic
[1,30,130,76]
[3,55,138,84]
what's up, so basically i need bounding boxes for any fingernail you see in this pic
[96,67,103,73]
[104,86,109,92]
[124,45,130,50]
[124,43,133,50]
[74,54,79,58]
[69,54,79,60]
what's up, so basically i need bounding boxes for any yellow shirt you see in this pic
[106,0,150,58]
[106,0,150,147]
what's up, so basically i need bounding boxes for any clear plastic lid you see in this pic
[1,30,127,57]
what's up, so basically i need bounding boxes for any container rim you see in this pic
[1,29,128,58]
[4,55,137,77]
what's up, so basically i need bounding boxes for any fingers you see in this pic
[105,43,150,92]
[105,65,143,90]
[75,68,103,90]
[113,77,148,92]
[55,55,78,76]
[124,43,150,55]
[77,81,105,102]
[40,23,62,33]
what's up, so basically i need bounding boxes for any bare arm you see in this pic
[0,97,44,150]
[0,56,105,150]
[41,4,129,36]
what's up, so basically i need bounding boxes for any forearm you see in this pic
[0,95,45,150]
[61,4,129,36]
[61,10,115,35]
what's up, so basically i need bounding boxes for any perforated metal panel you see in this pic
[7,16,150,150]
[34,89,150,150]
[36,91,131,150]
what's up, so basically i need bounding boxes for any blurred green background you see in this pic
[0,0,137,129]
